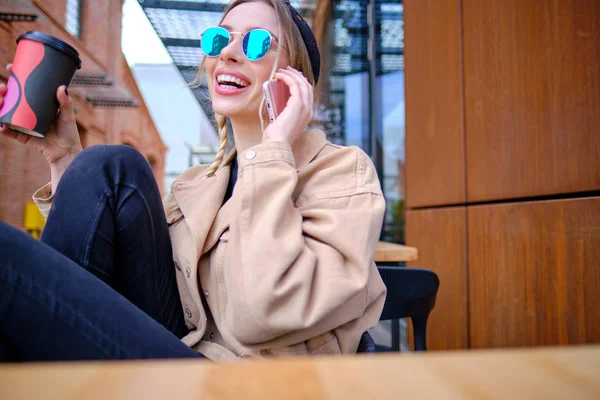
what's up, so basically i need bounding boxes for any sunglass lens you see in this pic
[201,27,230,56]
[243,29,272,61]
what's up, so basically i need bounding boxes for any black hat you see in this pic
[284,1,321,84]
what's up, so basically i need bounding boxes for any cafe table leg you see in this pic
[391,319,401,351]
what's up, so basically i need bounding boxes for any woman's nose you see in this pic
[219,35,243,64]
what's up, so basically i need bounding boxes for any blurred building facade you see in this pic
[0,0,167,231]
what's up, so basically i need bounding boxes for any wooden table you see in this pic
[375,241,418,263]
[1,346,598,399]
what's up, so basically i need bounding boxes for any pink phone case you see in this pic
[263,79,290,123]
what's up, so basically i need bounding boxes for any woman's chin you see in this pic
[213,103,259,120]
[212,106,242,119]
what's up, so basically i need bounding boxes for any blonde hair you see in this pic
[197,0,316,178]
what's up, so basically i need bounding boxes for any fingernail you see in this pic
[65,87,69,97]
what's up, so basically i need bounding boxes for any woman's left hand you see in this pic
[263,66,313,145]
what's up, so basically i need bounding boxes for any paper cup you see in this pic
[0,31,82,137]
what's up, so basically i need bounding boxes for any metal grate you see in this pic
[0,0,39,22]
[84,89,140,107]
[0,13,37,22]
[145,8,222,40]
[86,98,139,108]
[140,0,403,75]
[166,46,204,66]
[75,82,140,108]
[139,0,404,137]
[71,72,114,87]
[333,0,404,76]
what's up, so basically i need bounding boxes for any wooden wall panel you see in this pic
[463,0,600,202]
[406,207,468,350]
[404,0,465,208]
[468,197,600,348]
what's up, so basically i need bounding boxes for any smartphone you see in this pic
[262,79,290,123]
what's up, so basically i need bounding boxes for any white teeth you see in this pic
[217,74,249,87]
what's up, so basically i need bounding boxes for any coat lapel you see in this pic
[171,164,230,257]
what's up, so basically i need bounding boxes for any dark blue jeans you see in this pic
[0,145,203,362]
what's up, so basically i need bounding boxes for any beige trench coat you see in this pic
[34,129,387,360]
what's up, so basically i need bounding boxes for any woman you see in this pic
[0,0,386,361]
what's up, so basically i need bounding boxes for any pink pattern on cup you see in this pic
[11,40,45,130]
[0,76,19,118]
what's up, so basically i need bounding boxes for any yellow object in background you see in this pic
[24,202,45,239]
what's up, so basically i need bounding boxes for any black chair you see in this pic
[358,267,440,353]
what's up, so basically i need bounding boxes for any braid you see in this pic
[205,114,229,178]
[224,146,237,166]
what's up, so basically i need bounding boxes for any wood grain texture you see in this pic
[463,0,600,202]
[406,207,468,350]
[2,346,600,399]
[468,197,600,348]
[374,241,418,262]
[404,0,465,208]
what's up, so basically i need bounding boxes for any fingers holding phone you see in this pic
[262,66,314,145]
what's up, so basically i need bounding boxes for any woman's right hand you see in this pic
[0,63,82,166]
[1,64,82,193]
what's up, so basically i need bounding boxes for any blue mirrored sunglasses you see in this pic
[201,26,278,61]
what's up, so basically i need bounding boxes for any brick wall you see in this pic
[0,0,166,231]
[81,0,111,70]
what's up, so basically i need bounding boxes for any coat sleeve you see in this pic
[224,141,387,347]
[32,183,54,219]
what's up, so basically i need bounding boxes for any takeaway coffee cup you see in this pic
[0,31,82,137]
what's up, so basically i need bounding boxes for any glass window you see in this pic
[313,0,405,244]
[65,0,82,39]
[314,0,371,150]
[375,0,405,243]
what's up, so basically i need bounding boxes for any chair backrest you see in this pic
[378,267,439,321]
[358,267,440,353]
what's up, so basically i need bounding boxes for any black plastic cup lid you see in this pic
[17,31,82,70]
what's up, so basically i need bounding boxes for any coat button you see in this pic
[209,332,215,341]
[245,150,256,160]
[204,290,209,297]
[186,266,191,278]
[185,308,192,319]
[174,261,181,271]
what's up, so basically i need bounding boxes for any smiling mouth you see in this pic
[216,74,250,89]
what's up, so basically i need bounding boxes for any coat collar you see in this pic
[173,128,328,187]
[290,128,328,169]
[170,128,329,256]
